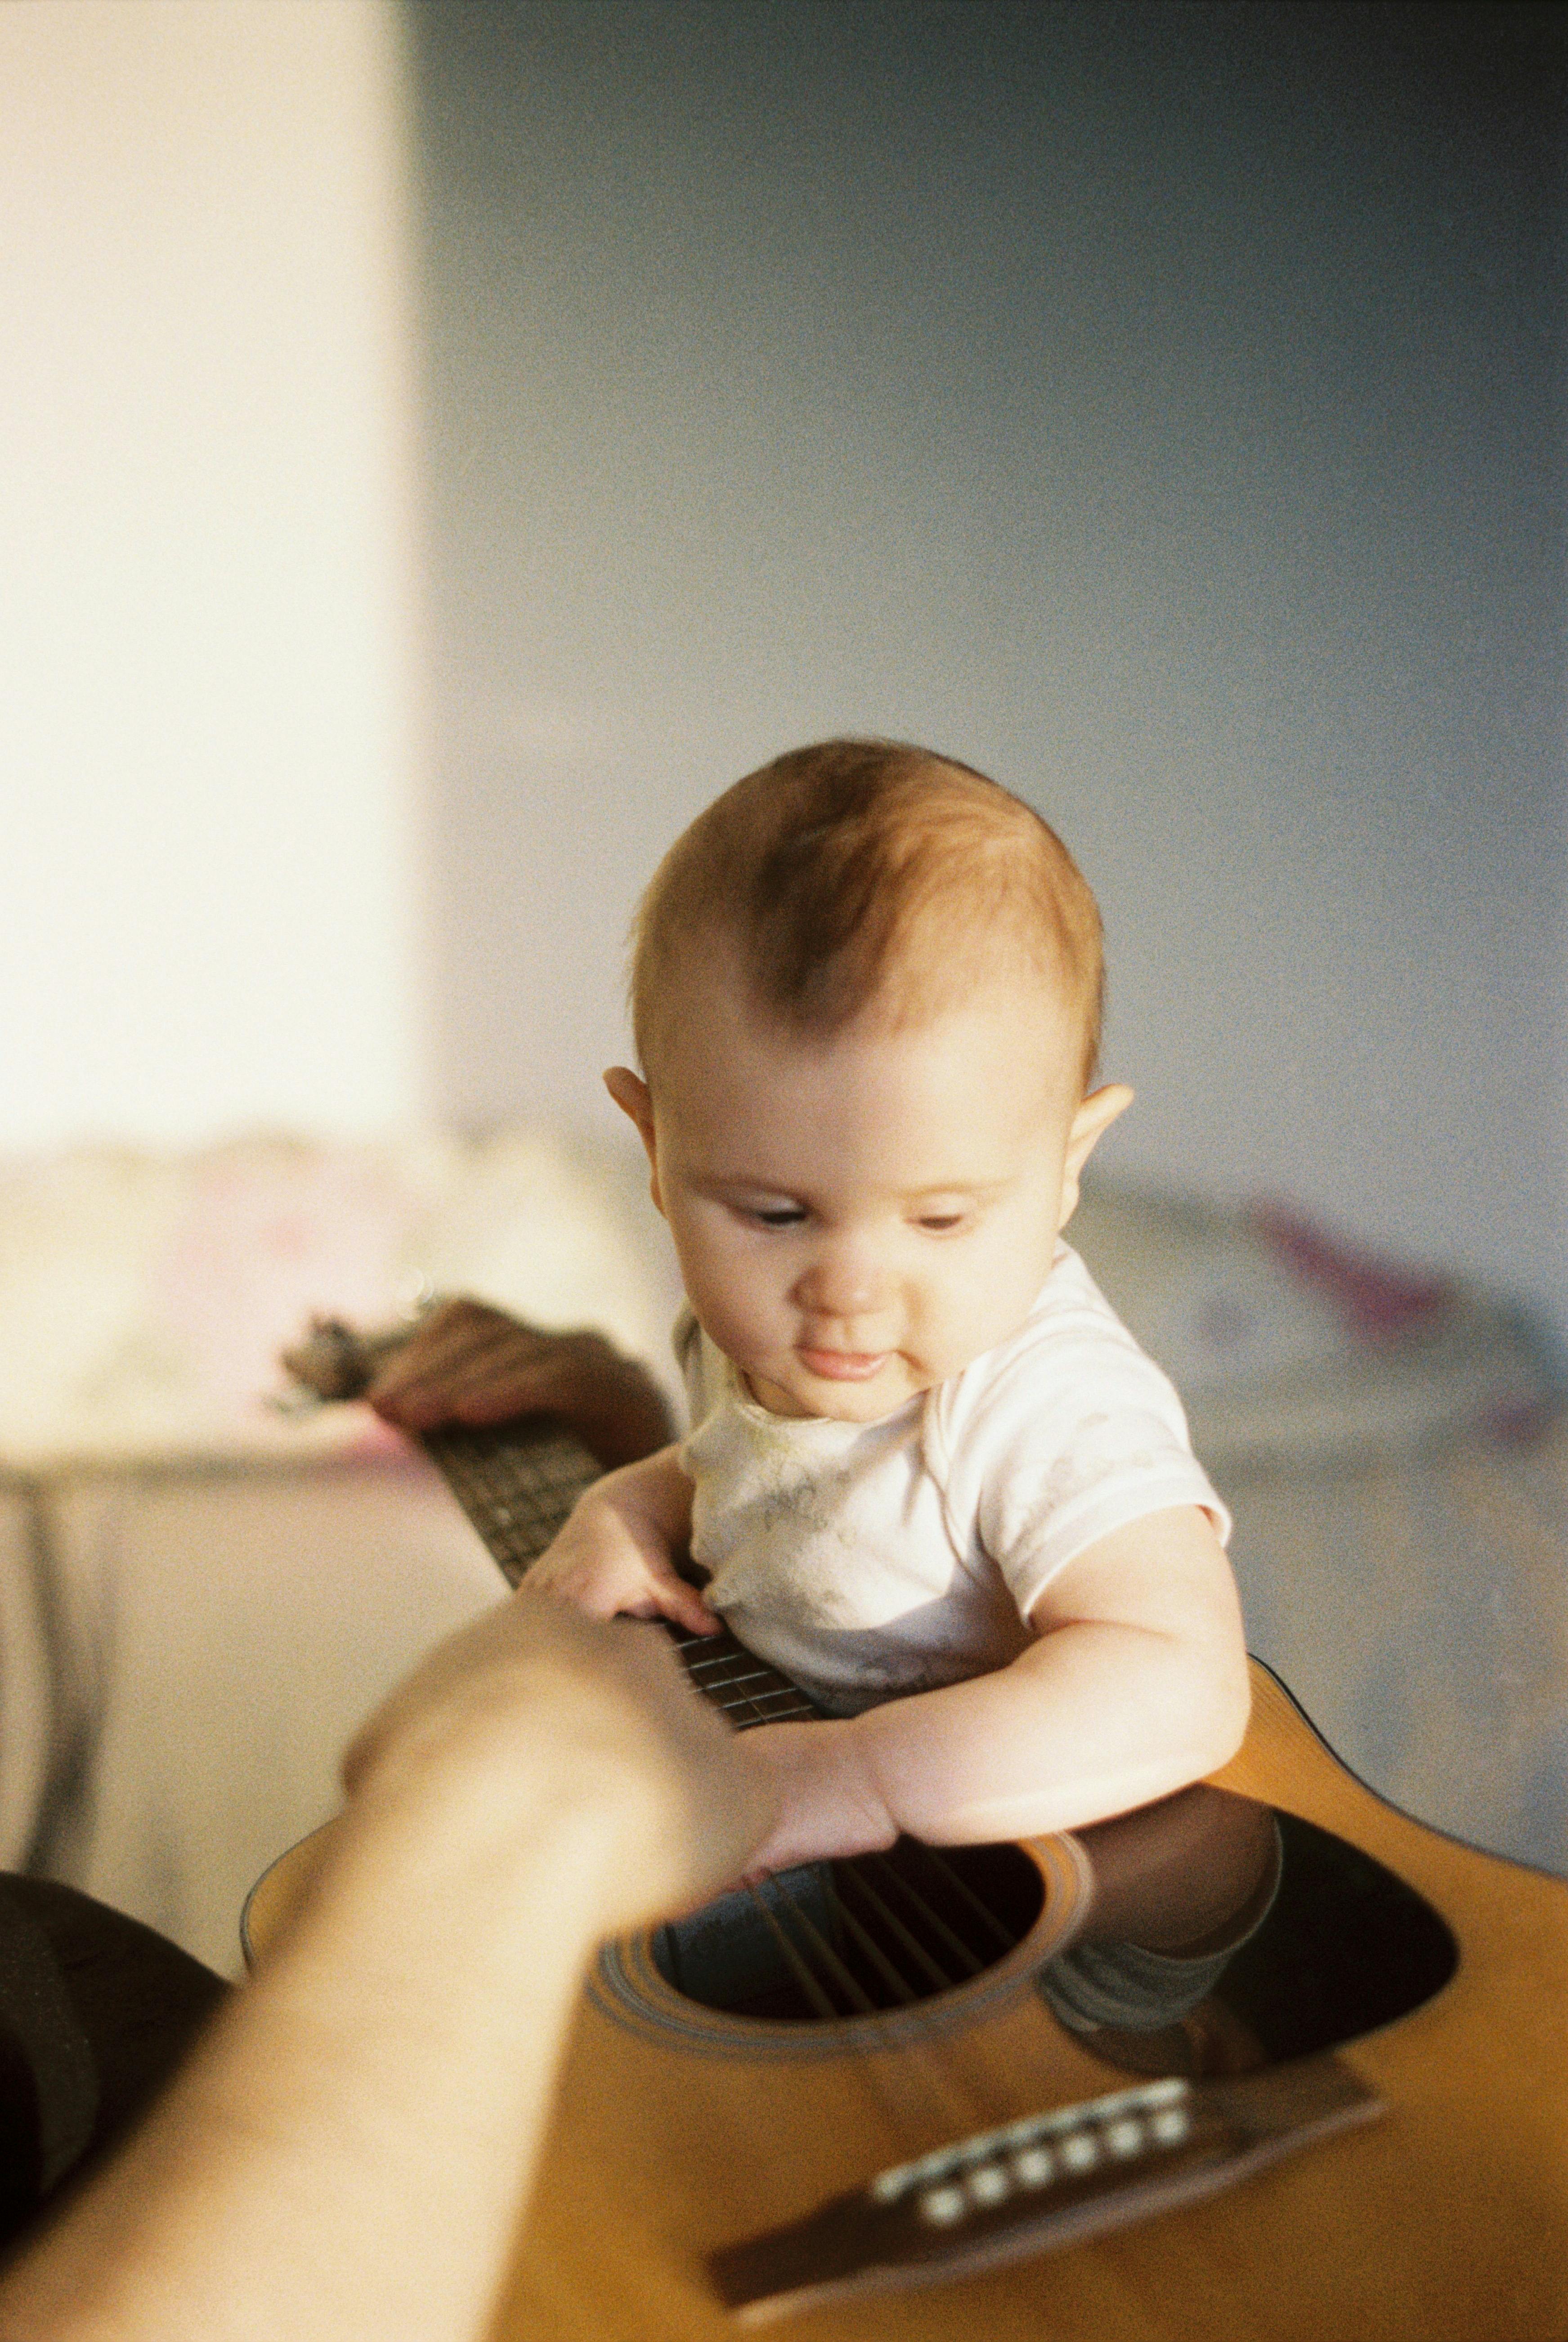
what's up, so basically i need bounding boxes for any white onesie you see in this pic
[678,1241,1229,1717]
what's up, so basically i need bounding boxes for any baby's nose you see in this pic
[793,1249,887,1319]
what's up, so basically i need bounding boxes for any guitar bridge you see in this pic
[708,2055,1383,2322]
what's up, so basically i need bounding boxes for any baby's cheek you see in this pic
[681,1278,773,1380]
[921,1263,1040,1380]
[714,1252,795,1348]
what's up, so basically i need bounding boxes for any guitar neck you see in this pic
[280,1315,820,1729]
[419,1409,820,1731]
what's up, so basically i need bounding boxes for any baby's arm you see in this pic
[525,1445,721,1637]
[731,1506,1250,1879]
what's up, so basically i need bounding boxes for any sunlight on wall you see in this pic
[0,0,426,1148]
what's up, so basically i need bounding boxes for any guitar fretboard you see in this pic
[419,1416,820,1729]
[418,1418,600,1585]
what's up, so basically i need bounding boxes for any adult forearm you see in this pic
[0,1594,773,2342]
[0,1786,612,2342]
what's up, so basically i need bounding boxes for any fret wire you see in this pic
[687,1666,784,1693]
[833,1861,961,1996]
[864,1852,986,1979]
[742,1885,843,2021]
[726,1691,817,1726]
[708,1704,802,1727]
[906,1841,1020,1956]
[702,1686,804,1709]
[762,1873,879,2016]
[668,1634,821,1732]
[721,1677,800,1733]
[710,1691,815,1721]
[686,1660,807,1701]
[742,1689,815,1715]
[660,1631,761,1726]
[722,1688,783,1731]
[685,1660,788,1691]
[697,1676,801,1702]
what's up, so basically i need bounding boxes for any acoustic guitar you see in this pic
[259,1324,1568,2341]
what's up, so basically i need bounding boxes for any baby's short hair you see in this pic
[631,739,1104,1094]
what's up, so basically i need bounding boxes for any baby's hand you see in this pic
[729,1721,896,1882]
[526,1477,721,1639]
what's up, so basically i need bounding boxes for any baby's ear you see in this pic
[1057,1083,1133,1229]
[603,1068,664,1213]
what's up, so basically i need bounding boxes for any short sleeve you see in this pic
[925,1251,1231,1626]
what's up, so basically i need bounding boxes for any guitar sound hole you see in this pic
[652,1838,1046,2021]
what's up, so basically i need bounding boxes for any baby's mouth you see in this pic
[796,1348,888,1382]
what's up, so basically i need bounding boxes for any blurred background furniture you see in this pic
[1,1133,1559,1974]
[0,1129,673,1973]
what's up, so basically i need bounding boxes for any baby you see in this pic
[533,739,1250,1881]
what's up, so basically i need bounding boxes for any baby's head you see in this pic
[630,738,1103,1093]
[607,740,1131,1421]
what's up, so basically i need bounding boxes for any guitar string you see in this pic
[660,1624,1061,2150]
[663,1627,1035,2145]
[421,1417,1053,2143]
[666,1629,1017,2009]
[663,1630,966,1995]
[745,1873,881,2016]
[651,1624,1002,2140]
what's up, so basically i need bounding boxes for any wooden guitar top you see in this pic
[246,1660,1568,2342]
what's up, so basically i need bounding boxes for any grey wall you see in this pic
[413,0,1565,1342]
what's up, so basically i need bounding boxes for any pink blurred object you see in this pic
[150,1145,413,1422]
[1249,1203,1454,1342]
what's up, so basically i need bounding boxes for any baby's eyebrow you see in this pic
[690,1171,804,1198]
[688,1171,1014,1205]
[904,1178,1010,1203]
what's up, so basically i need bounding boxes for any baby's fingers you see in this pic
[521,1547,621,1619]
[646,1572,724,1638]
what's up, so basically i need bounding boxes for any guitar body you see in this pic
[248,1663,1568,2342]
[267,1347,1566,2336]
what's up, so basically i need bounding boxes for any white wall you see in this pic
[415,1,1566,1346]
[2,0,1559,1350]
[0,0,426,1149]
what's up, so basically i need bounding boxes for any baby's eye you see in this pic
[915,1210,968,1233]
[747,1205,808,1229]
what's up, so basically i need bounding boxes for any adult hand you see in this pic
[364,1297,674,1470]
[341,1582,759,1930]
